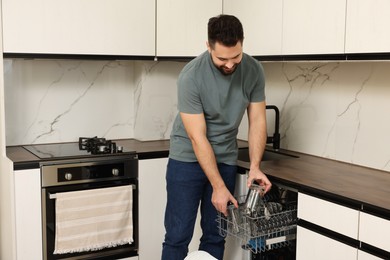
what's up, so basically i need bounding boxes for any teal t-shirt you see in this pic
[169,51,265,165]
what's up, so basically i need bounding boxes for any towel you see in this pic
[54,185,133,254]
[184,251,218,260]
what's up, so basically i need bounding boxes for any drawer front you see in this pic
[359,212,390,253]
[358,250,382,260]
[296,226,358,260]
[298,193,359,239]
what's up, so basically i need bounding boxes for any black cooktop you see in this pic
[23,140,136,160]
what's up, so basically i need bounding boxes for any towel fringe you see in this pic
[53,238,134,255]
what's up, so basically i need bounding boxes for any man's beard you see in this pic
[217,63,240,76]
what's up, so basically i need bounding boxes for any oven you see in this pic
[41,155,138,260]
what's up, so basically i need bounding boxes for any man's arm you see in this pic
[246,101,272,193]
[180,112,238,216]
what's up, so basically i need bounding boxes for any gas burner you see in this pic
[79,137,123,154]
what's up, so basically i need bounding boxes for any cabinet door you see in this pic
[297,226,358,260]
[359,212,390,253]
[156,0,222,57]
[282,0,346,55]
[14,168,42,260]
[223,0,283,56]
[2,0,155,55]
[345,0,390,53]
[298,193,359,239]
[358,250,382,260]
[138,158,202,259]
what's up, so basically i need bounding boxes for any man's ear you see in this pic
[206,41,211,53]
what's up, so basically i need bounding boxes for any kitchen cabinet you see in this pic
[223,0,283,56]
[138,158,202,259]
[296,226,358,260]
[2,0,155,56]
[297,193,359,239]
[345,0,390,53]
[357,250,382,260]
[14,168,42,260]
[282,0,346,55]
[156,0,222,57]
[359,212,390,253]
[297,192,359,259]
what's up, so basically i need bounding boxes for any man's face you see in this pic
[208,41,243,76]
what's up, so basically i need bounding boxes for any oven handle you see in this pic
[48,184,137,200]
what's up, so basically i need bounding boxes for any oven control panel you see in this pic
[41,158,138,187]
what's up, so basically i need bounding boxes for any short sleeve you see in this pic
[177,73,203,114]
[249,63,266,102]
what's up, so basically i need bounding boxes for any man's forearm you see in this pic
[190,136,225,189]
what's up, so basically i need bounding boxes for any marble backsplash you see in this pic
[4,58,390,172]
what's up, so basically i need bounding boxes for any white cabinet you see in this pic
[298,193,359,239]
[357,250,382,260]
[14,168,42,260]
[223,0,283,56]
[138,158,202,259]
[296,226,358,260]
[2,0,155,55]
[139,158,168,259]
[345,0,390,53]
[156,0,222,57]
[359,212,390,253]
[282,0,346,55]
[297,193,360,260]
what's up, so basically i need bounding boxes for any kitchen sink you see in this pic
[237,148,299,162]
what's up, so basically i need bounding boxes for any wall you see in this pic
[4,59,390,172]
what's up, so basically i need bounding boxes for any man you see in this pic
[162,14,272,260]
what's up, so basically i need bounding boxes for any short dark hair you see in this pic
[208,14,244,49]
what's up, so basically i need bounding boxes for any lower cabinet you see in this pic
[138,158,202,259]
[14,168,42,260]
[297,192,359,260]
[359,212,390,253]
[296,226,358,260]
[357,250,383,260]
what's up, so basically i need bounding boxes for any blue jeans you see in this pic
[162,158,237,260]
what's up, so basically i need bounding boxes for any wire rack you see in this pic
[217,196,297,254]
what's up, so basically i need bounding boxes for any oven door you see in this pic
[42,179,138,260]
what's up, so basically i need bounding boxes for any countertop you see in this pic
[238,150,390,218]
[6,139,390,218]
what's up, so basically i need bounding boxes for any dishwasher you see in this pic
[218,173,297,260]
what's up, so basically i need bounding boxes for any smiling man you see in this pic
[162,15,272,260]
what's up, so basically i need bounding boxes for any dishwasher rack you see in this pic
[217,196,297,254]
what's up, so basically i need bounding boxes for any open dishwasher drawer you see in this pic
[217,185,298,255]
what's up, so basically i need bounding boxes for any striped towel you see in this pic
[54,185,133,254]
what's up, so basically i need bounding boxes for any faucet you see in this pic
[265,105,280,150]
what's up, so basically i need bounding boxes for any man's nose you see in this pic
[225,60,234,69]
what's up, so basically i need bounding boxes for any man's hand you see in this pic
[246,167,272,193]
[211,186,238,216]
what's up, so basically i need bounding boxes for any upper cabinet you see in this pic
[156,0,222,57]
[2,0,390,58]
[223,0,283,56]
[345,0,390,53]
[282,0,346,55]
[2,0,155,56]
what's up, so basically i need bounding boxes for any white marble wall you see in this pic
[4,59,390,172]
[262,62,390,172]
[4,59,136,145]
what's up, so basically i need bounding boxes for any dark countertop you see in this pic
[6,139,250,168]
[6,139,390,218]
[238,150,390,219]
